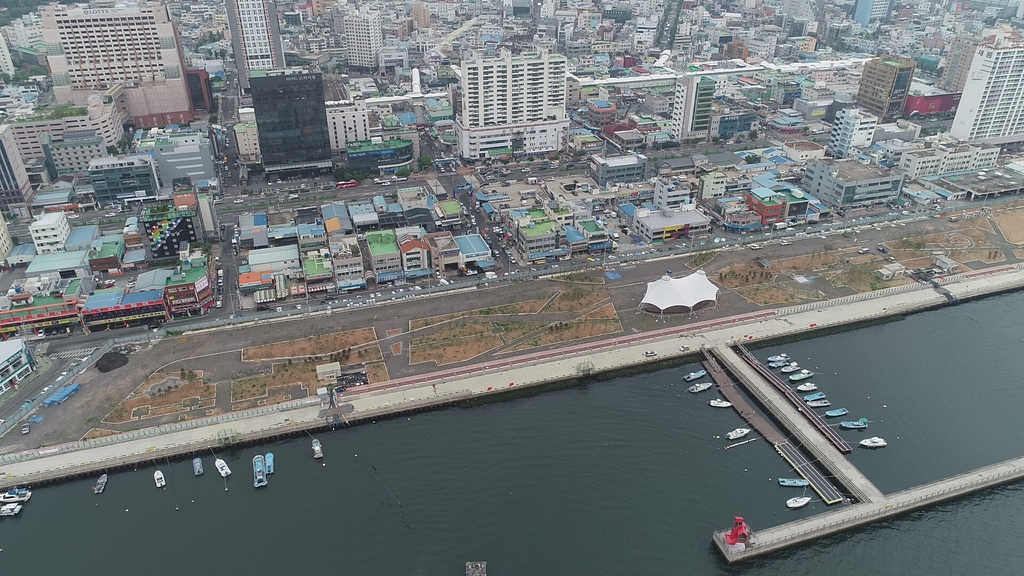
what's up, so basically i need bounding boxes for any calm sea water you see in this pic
[3,292,1024,575]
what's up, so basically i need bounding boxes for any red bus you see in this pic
[335,180,359,189]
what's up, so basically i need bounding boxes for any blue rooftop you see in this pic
[454,233,490,256]
[254,214,268,226]
[397,112,417,125]
[82,288,124,310]
[122,289,163,304]
[563,225,585,243]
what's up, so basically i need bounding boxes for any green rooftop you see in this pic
[93,238,124,259]
[304,256,331,276]
[581,220,605,233]
[166,264,210,286]
[366,230,399,256]
[528,209,546,220]
[439,200,462,216]
[142,205,196,220]
[347,139,412,153]
[13,104,89,123]
[521,220,558,237]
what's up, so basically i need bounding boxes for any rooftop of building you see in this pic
[248,245,300,265]
[303,255,331,276]
[91,236,124,259]
[29,212,66,228]
[520,219,559,237]
[785,140,824,151]
[939,170,1024,194]
[453,233,489,255]
[346,139,412,153]
[438,200,462,216]
[366,230,399,256]
[826,159,894,181]
[11,103,88,123]
[25,250,90,274]
[592,154,647,167]
[165,263,209,286]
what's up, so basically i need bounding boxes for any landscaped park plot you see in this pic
[241,327,378,361]
[409,321,506,366]
[409,297,553,330]
[103,371,214,424]
[993,209,1024,244]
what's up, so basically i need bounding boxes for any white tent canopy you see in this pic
[639,270,720,313]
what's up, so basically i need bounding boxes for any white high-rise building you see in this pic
[2,13,44,49]
[0,33,15,77]
[344,9,383,70]
[455,50,569,160]
[951,35,1024,144]
[830,108,878,158]
[41,1,193,127]
[226,0,285,91]
[326,100,371,152]
[29,212,72,255]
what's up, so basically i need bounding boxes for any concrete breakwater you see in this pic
[3,264,1024,492]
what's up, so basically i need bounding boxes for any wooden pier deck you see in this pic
[735,343,853,454]
[714,452,1024,563]
[709,345,882,504]
[702,351,843,505]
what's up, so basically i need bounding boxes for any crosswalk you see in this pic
[49,347,98,360]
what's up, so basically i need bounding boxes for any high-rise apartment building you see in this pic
[0,212,13,266]
[856,56,916,122]
[41,1,193,127]
[225,0,286,92]
[852,0,891,27]
[939,37,980,92]
[0,33,15,77]
[250,69,332,175]
[455,50,569,160]
[343,9,383,70]
[0,124,32,217]
[411,4,431,29]
[951,35,1024,143]
[830,108,878,158]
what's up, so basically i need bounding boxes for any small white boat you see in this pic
[786,496,812,509]
[215,458,232,478]
[780,363,802,373]
[0,503,23,516]
[806,399,831,408]
[726,428,751,441]
[767,353,789,362]
[154,471,166,488]
[688,382,713,393]
[93,474,108,494]
[860,437,888,448]
[683,370,708,382]
[312,439,323,459]
[795,382,817,392]
[708,399,733,408]
[193,458,204,476]
[0,488,31,503]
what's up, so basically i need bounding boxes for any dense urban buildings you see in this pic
[40,1,193,127]
[0,124,32,217]
[250,69,332,175]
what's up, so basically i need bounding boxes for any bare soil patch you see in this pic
[390,342,402,355]
[509,319,622,352]
[992,210,1024,244]
[582,303,618,320]
[231,362,318,401]
[543,288,609,313]
[410,297,551,330]
[737,285,796,306]
[365,362,390,384]
[409,321,504,365]
[242,327,377,361]
[495,320,549,342]
[103,370,213,424]
[550,272,605,284]
[773,251,844,273]
[715,262,776,289]
[687,250,717,269]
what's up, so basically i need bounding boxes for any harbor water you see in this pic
[3,292,1024,574]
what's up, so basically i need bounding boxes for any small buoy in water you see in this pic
[192,500,195,503]
[744,468,748,472]
[408,417,411,420]
[225,487,228,491]
[175,507,179,511]
[883,405,887,408]
[125,509,129,512]
[322,462,326,467]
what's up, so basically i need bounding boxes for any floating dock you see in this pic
[702,350,843,506]
[735,344,852,454]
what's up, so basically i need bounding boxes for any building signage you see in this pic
[194,275,209,293]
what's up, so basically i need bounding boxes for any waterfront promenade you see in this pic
[2,266,1022,487]
[3,264,1024,563]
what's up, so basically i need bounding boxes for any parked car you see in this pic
[644,350,658,357]
[21,424,30,435]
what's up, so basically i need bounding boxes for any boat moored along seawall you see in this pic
[93,474,107,494]
[253,455,268,488]
[193,458,204,476]
[265,452,275,474]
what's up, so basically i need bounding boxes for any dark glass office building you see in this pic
[250,69,332,175]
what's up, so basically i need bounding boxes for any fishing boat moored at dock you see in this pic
[253,455,268,488]
[93,474,107,494]
[193,458,204,476]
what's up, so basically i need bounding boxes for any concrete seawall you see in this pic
[3,265,1024,491]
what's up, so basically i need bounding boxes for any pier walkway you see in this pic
[702,351,842,505]
[714,453,1024,563]
[735,344,852,454]
[709,345,882,504]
